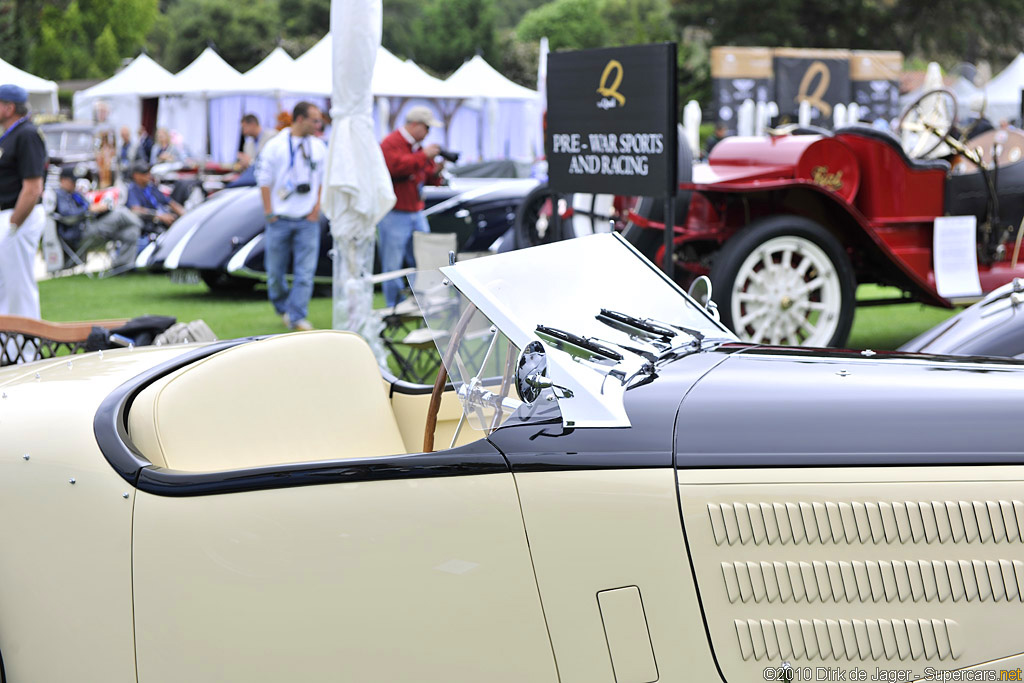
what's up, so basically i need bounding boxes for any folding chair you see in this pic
[50,212,135,279]
[374,232,459,384]
[0,315,128,366]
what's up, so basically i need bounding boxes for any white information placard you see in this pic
[933,215,982,299]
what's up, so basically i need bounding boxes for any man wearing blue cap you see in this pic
[0,84,46,319]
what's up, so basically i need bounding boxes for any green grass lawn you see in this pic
[39,273,350,340]
[37,272,963,351]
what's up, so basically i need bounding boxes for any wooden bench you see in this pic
[0,315,129,366]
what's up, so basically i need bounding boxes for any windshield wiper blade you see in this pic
[536,324,624,362]
[598,309,677,341]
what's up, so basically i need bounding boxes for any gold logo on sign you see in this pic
[797,60,832,117]
[597,59,625,107]
[812,166,843,191]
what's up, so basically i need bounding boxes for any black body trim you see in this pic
[93,339,508,497]
[136,445,508,497]
[93,339,251,486]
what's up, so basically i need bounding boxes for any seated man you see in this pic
[125,162,185,235]
[54,167,143,271]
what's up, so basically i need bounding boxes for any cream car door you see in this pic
[130,448,557,683]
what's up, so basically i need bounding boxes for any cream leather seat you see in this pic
[128,331,407,472]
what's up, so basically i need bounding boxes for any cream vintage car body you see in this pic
[2,233,1024,682]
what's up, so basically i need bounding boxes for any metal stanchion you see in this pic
[663,196,676,277]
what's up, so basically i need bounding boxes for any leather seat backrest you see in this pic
[128,331,407,472]
[835,124,951,172]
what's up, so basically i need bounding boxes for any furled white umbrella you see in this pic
[323,1,396,361]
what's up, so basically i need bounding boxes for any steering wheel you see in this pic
[423,303,521,453]
[423,303,477,453]
[898,88,958,158]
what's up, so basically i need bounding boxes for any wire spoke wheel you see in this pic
[711,215,855,348]
[730,236,841,346]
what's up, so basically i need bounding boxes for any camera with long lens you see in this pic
[437,149,460,163]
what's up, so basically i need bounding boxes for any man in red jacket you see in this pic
[378,106,444,306]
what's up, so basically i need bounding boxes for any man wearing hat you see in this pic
[55,167,142,272]
[0,84,46,319]
[378,105,445,307]
[125,162,185,234]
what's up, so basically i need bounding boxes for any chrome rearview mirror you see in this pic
[687,275,720,321]
[515,341,549,404]
[515,341,575,405]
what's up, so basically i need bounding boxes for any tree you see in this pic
[26,0,157,80]
[412,0,497,75]
[279,0,329,44]
[885,0,1024,66]
[669,0,1024,67]
[669,0,889,50]
[516,0,610,51]
[157,0,279,72]
[93,25,121,77]
[382,0,421,59]
[493,0,547,30]
[601,0,674,46]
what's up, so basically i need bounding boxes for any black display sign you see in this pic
[850,51,903,124]
[712,77,774,127]
[546,43,677,198]
[710,47,775,129]
[851,80,899,123]
[774,52,851,125]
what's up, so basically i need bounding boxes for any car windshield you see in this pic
[43,129,95,156]
[418,233,736,429]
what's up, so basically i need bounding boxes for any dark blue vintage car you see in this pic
[139,174,539,291]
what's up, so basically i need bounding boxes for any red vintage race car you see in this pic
[623,95,1024,348]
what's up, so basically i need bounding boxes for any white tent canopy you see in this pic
[73,54,178,136]
[0,56,58,114]
[445,55,538,101]
[238,46,297,94]
[167,47,245,95]
[158,48,248,159]
[78,53,177,100]
[444,55,541,161]
[984,52,1024,124]
[290,33,470,99]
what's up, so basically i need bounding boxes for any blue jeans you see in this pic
[377,210,430,307]
[265,217,320,324]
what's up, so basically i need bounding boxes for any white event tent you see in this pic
[158,47,246,159]
[71,37,543,165]
[984,53,1024,124]
[284,33,470,148]
[0,57,58,114]
[207,44,332,164]
[73,54,177,136]
[444,55,541,161]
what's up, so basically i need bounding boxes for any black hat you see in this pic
[131,161,151,175]
[59,166,77,180]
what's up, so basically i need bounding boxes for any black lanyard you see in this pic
[287,133,311,170]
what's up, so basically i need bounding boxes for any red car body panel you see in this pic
[648,132,1024,306]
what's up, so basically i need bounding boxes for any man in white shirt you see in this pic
[238,113,274,170]
[255,102,327,331]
